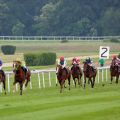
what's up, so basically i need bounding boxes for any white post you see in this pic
[56,74,58,86]
[48,72,51,87]
[7,74,10,92]
[98,69,99,83]
[29,81,32,89]
[38,72,41,88]
[102,69,104,82]
[42,72,45,88]
[16,83,18,91]
[0,83,2,93]
[82,73,84,84]
[106,68,108,82]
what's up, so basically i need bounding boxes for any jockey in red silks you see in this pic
[112,55,120,64]
[72,57,81,72]
[56,56,68,74]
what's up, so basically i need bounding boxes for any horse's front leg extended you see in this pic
[20,83,23,95]
[116,75,119,84]
[60,80,65,93]
[3,81,6,95]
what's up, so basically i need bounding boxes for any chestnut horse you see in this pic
[13,62,31,95]
[83,62,97,88]
[0,70,6,94]
[56,65,71,93]
[110,60,120,84]
[71,64,82,87]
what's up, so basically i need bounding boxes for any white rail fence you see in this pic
[0,66,110,93]
[0,36,120,41]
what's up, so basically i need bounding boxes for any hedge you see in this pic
[118,53,120,59]
[24,52,56,66]
[1,45,16,55]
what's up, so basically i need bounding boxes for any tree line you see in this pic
[0,0,120,36]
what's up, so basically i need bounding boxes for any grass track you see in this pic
[0,83,120,120]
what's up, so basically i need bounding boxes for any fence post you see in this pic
[38,72,41,88]
[106,68,108,82]
[7,74,10,92]
[48,72,51,87]
[42,72,45,88]
[29,81,32,89]
[102,69,104,82]
[97,69,99,83]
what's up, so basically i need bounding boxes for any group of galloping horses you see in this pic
[56,59,120,93]
[0,58,119,95]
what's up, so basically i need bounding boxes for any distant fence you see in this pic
[0,66,110,93]
[0,36,120,41]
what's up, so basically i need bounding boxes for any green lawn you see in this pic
[0,82,120,120]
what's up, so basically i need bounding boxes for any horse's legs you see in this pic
[60,80,65,93]
[116,75,119,84]
[3,81,6,95]
[20,82,23,95]
[92,77,95,88]
[25,78,30,87]
[84,76,86,89]
[68,78,70,90]
[110,74,113,84]
[13,81,17,93]
[79,74,82,87]
[89,78,93,88]
[73,77,76,88]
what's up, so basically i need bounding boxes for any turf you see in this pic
[0,82,120,120]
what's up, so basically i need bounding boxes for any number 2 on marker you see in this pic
[101,47,107,57]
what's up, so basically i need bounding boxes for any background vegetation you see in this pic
[0,0,120,36]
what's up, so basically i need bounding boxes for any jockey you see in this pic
[21,61,28,75]
[86,57,93,66]
[56,56,68,74]
[85,57,96,71]
[72,57,77,65]
[112,55,120,64]
[71,57,81,72]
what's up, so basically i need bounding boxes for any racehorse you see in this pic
[13,61,31,95]
[110,60,120,84]
[71,64,82,87]
[56,64,71,93]
[0,70,6,94]
[83,62,97,88]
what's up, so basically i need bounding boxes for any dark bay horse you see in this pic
[0,70,6,94]
[56,65,71,93]
[13,62,31,95]
[71,64,82,87]
[110,60,120,84]
[83,62,97,88]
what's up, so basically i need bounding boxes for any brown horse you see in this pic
[56,65,71,93]
[110,60,120,84]
[83,62,97,88]
[0,70,6,94]
[71,64,82,87]
[13,62,31,95]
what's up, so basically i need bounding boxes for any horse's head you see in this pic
[111,59,116,67]
[83,61,88,72]
[56,64,62,75]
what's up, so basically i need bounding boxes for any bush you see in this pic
[24,52,56,66]
[110,38,120,43]
[61,39,69,43]
[1,45,16,55]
